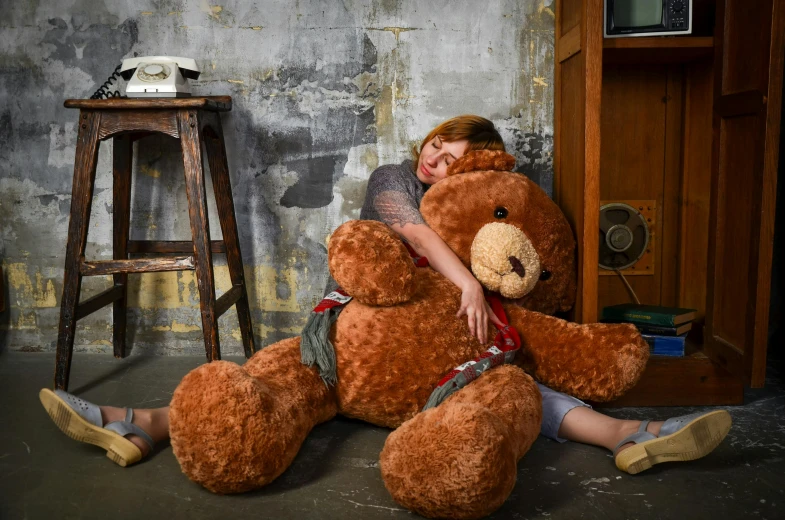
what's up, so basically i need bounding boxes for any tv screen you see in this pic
[614,0,663,27]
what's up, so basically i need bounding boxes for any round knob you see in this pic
[672,1,684,12]
[143,64,164,75]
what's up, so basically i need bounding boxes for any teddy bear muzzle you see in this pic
[470,222,541,299]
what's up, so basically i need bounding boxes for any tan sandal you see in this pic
[39,388,154,467]
[614,410,732,474]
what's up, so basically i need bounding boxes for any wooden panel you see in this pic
[98,110,179,140]
[558,25,581,63]
[712,114,762,348]
[65,96,232,112]
[595,354,744,407]
[721,1,773,94]
[679,59,714,323]
[554,0,603,324]
[660,68,685,306]
[705,0,784,387]
[603,37,714,50]
[81,256,195,275]
[603,37,714,65]
[597,65,667,314]
[715,90,766,118]
[560,0,582,35]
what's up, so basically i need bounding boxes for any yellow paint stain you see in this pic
[17,312,36,329]
[211,61,217,70]
[141,11,154,16]
[231,328,243,342]
[152,325,171,331]
[128,272,194,309]
[369,26,418,42]
[227,79,245,84]
[91,339,112,346]
[168,11,182,16]
[207,5,223,21]
[172,320,200,332]
[537,0,556,18]
[533,77,549,87]
[253,323,302,343]
[7,263,57,308]
[247,265,301,313]
[140,164,161,178]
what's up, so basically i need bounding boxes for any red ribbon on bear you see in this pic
[422,294,522,410]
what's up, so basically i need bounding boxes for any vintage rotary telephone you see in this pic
[90,56,200,99]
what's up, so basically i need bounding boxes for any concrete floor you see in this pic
[1,351,783,520]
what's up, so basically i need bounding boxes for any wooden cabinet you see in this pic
[554,0,784,405]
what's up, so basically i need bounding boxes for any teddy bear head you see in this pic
[420,150,576,315]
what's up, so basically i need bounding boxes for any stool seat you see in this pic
[55,96,256,390]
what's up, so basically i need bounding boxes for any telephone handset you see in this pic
[90,56,201,99]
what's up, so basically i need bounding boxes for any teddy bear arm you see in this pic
[380,365,541,519]
[504,305,649,402]
[328,220,417,306]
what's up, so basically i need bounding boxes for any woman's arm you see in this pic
[390,221,503,344]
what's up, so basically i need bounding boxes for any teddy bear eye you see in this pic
[494,207,508,219]
[539,269,551,281]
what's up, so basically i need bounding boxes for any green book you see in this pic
[601,304,697,327]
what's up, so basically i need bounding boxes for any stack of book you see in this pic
[600,303,697,357]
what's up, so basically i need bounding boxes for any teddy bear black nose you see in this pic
[509,256,526,277]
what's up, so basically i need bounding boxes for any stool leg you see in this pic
[203,114,256,359]
[112,135,133,358]
[179,110,220,361]
[55,111,101,390]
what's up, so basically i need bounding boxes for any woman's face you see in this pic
[416,136,468,185]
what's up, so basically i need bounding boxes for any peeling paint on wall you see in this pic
[0,0,555,355]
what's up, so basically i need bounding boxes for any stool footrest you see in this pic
[128,240,226,254]
[81,256,195,276]
[215,286,243,318]
[75,285,125,321]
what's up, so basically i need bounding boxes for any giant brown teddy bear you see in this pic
[168,150,649,519]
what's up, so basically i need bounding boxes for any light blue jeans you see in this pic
[537,383,591,443]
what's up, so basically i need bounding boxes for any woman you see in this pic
[39,115,731,474]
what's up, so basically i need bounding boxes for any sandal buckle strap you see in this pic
[613,431,657,457]
[104,409,155,452]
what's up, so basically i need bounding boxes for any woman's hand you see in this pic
[456,281,506,344]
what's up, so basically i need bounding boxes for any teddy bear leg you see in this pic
[380,365,542,520]
[169,337,336,494]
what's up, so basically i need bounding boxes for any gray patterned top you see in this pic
[322,159,428,296]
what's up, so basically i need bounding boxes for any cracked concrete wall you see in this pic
[0,0,555,355]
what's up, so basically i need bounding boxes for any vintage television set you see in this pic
[604,0,692,37]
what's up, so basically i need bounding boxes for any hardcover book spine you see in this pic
[601,309,677,327]
[641,334,686,357]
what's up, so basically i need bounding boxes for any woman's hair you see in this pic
[411,115,505,164]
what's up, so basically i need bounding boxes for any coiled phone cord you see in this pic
[90,64,124,99]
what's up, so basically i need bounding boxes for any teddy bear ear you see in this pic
[446,149,516,176]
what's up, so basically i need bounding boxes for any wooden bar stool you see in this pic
[56,96,256,390]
